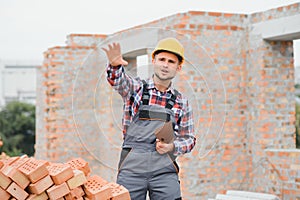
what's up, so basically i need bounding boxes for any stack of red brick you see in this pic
[0,156,130,200]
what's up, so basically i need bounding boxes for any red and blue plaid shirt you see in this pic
[107,64,196,156]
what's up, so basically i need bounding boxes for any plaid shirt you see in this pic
[107,64,196,156]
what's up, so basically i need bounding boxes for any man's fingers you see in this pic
[115,43,121,50]
[102,42,128,66]
[108,43,112,49]
[102,43,120,55]
[101,47,108,53]
[109,43,119,51]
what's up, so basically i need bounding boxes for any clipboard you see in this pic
[154,121,174,144]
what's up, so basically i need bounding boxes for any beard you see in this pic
[154,71,175,81]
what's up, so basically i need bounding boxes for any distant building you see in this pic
[0,60,39,107]
[296,65,300,103]
[296,65,300,85]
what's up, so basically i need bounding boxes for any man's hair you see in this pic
[153,50,183,64]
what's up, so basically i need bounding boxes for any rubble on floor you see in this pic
[0,155,131,200]
[208,190,280,200]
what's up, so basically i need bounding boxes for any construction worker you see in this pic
[102,37,196,200]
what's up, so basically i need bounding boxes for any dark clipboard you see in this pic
[154,121,174,144]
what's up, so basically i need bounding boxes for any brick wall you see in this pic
[265,149,300,199]
[36,3,300,200]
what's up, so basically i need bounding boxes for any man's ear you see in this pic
[152,54,157,64]
[177,64,182,71]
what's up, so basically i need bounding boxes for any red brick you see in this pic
[107,182,131,200]
[0,186,10,200]
[208,11,222,17]
[214,25,229,30]
[64,193,73,200]
[1,156,20,166]
[1,165,30,189]
[66,169,87,189]
[188,11,205,15]
[83,175,112,200]
[46,182,70,200]
[26,192,48,200]
[28,175,53,194]
[224,13,234,17]
[207,25,213,30]
[65,194,84,200]
[70,186,85,197]
[64,186,85,199]
[47,163,74,185]
[67,157,91,176]
[18,158,49,183]
[73,197,84,200]
[6,182,29,200]
[189,24,196,29]
[0,160,4,170]
[174,24,186,29]
[9,156,30,169]
[0,169,12,189]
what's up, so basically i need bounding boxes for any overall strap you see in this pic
[142,80,178,110]
[165,89,178,109]
[142,80,150,105]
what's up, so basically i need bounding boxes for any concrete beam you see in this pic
[124,49,148,59]
[252,14,300,41]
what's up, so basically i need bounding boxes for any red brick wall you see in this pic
[36,3,300,199]
[264,149,300,199]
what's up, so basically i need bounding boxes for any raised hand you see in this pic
[102,42,128,67]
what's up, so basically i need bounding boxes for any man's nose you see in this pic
[162,61,169,67]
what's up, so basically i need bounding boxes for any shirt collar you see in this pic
[146,77,176,94]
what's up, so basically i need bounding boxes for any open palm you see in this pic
[102,43,128,67]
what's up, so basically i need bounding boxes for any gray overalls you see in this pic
[117,81,181,200]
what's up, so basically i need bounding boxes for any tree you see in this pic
[0,101,35,156]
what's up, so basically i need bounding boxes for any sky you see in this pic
[0,0,299,65]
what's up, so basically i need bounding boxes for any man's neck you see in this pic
[153,76,171,92]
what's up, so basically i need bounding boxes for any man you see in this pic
[102,37,196,200]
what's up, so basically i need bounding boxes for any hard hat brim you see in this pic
[152,49,184,64]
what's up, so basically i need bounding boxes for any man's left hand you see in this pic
[156,139,174,154]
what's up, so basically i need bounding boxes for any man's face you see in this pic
[152,51,182,81]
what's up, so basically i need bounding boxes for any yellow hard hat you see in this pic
[152,37,184,64]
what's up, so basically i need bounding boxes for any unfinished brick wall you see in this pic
[36,3,300,200]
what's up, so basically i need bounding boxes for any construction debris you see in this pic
[0,155,131,200]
